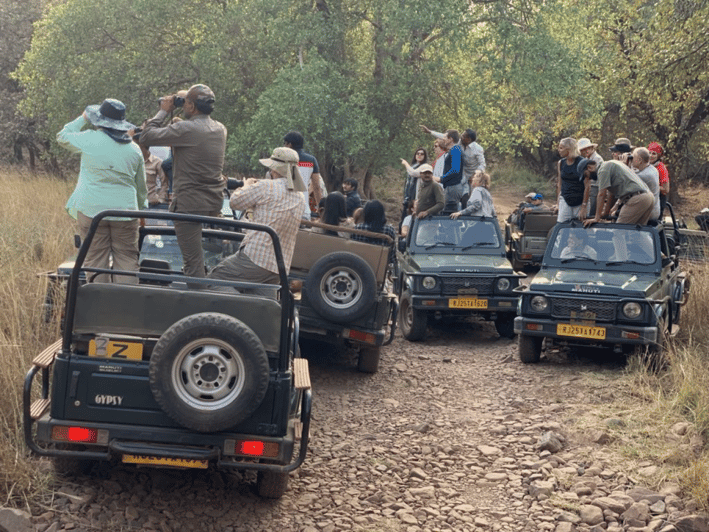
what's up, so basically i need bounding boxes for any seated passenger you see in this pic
[518,193,548,229]
[351,200,397,263]
[626,232,654,263]
[208,147,305,293]
[401,200,415,237]
[312,191,352,237]
[560,230,598,260]
[450,170,495,219]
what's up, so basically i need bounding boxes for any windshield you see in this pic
[413,218,501,250]
[549,226,657,265]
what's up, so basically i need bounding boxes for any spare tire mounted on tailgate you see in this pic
[305,251,377,323]
[149,312,270,433]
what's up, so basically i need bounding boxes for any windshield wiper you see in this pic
[560,256,597,263]
[605,260,649,266]
[425,241,456,250]
[461,242,497,251]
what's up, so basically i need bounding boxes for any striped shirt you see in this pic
[229,179,304,274]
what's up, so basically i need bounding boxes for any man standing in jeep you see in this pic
[139,84,227,285]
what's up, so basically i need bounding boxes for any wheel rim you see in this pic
[320,266,363,309]
[403,299,414,329]
[171,338,246,411]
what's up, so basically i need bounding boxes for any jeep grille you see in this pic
[441,277,495,296]
[551,298,616,321]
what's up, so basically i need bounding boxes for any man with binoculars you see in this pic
[139,84,227,286]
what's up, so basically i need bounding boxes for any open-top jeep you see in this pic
[397,214,523,341]
[515,219,690,363]
[25,210,311,499]
[505,210,557,271]
[288,222,398,373]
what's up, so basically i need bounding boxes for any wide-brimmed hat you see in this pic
[84,99,135,131]
[577,138,597,151]
[259,147,307,192]
[417,164,434,174]
[609,137,633,153]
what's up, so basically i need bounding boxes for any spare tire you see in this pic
[149,313,269,432]
[305,252,377,323]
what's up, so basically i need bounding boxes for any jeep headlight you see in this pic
[530,296,549,312]
[496,278,511,291]
[422,276,437,289]
[622,302,643,319]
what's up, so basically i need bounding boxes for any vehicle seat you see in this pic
[596,241,615,261]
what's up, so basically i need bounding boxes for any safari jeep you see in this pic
[288,222,399,373]
[505,210,558,271]
[397,214,523,341]
[25,210,311,499]
[515,219,690,363]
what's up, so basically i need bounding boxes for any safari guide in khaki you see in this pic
[57,98,147,284]
[139,84,227,287]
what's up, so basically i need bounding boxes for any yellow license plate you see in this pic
[122,454,208,469]
[557,323,606,340]
[89,338,143,360]
[449,297,488,309]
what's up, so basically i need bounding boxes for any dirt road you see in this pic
[30,320,706,532]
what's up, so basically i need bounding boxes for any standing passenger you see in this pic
[57,98,147,284]
[140,84,227,286]
[555,138,586,222]
[648,142,670,217]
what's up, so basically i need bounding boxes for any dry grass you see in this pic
[0,166,74,506]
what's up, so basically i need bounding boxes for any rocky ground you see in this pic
[5,321,708,532]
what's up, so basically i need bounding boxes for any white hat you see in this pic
[577,138,598,151]
[525,192,536,199]
[259,147,307,192]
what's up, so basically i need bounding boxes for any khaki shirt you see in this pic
[597,160,649,200]
[141,111,227,213]
[144,153,168,204]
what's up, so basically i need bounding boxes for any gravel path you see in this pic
[27,321,708,532]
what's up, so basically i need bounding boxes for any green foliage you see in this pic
[10,0,709,185]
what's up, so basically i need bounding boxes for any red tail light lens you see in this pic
[232,440,280,458]
[52,426,99,443]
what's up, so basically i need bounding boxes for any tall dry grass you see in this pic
[0,166,75,505]
[625,261,709,508]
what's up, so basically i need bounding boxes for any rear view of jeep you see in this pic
[24,210,311,499]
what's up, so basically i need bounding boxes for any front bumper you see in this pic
[514,316,658,346]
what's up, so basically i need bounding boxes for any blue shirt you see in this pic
[58,116,147,220]
[440,145,463,187]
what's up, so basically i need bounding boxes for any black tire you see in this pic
[305,252,377,324]
[399,290,428,341]
[495,314,516,339]
[518,335,543,363]
[257,470,289,499]
[149,313,269,433]
[358,346,381,373]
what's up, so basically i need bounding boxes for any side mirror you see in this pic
[398,239,407,253]
[662,256,672,268]
[74,234,81,249]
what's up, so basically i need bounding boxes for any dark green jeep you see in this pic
[24,210,311,499]
[515,219,690,363]
[397,215,523,341]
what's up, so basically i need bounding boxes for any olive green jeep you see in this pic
[25,210,311,499]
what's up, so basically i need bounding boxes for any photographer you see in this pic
[138,84,227,287]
